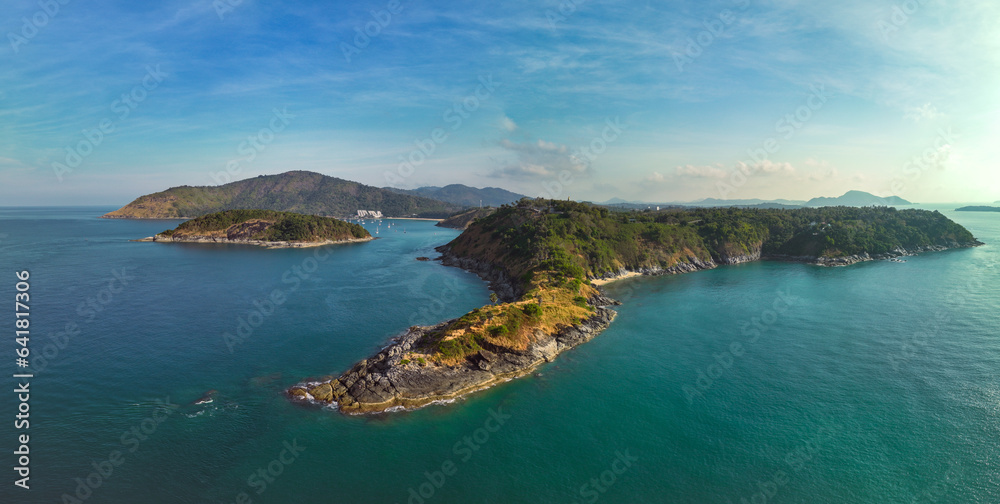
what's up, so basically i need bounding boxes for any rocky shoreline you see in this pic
[287,305,617,414]
[285,239,981,415]
[434,244,522,302]
[287,243,617,414]
[765,240,983,267]
[590,241,983,283]
[135,235,374,249]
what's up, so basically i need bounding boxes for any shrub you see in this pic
[522,304,542,319]
[487,325,509,337]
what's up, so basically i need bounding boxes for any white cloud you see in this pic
[646,171,666,182]
[501,115,518,132]
[675,164,728,179]
[903,103,943,123]
[490,137,586,179]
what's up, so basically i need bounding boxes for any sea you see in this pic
[0,204,997,504]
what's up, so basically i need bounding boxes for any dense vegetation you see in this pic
[104,171,463,219]
[160,209,369,242]
[444,200,979,284]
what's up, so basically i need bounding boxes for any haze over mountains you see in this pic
[602,190,911,209]
[103,170,918,221]
[390,184,525,207]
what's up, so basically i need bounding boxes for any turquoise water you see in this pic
[0,205,997,503]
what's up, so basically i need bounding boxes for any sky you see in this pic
[1,0,999,206]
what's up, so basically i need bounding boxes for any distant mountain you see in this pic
[102,171,463,219]
[600,197,637,205]
[805,190,911,207]
[436,207,497,230]
[689,198,807,207]
[392,184,525,207]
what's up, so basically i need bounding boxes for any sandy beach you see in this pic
[590,271,644,286]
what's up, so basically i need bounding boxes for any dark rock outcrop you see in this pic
[435,244,521,303]
[287,308,617,414]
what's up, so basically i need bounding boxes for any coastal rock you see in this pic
[766,240,982,267]
[286,308,618,414]
[435,246,521,302]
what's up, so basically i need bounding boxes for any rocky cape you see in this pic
[285,237,982,414]
[287,305,616,414]
[136,234,374,249]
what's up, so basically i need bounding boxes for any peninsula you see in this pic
[138,209,372,248]
[956,206,1000,212]
[287,200,983,414]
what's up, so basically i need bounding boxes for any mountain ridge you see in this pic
[102,171,464,219]
[390,184,525,207]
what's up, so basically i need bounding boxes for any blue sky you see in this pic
[2,0,998,205]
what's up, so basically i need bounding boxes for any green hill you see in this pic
[444,200,980,287]
[154,209,370,243]
[103,171,463,219]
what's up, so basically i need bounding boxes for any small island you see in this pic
[138,209,372,248]
[287,200,983,414]
[956,206,1000,212]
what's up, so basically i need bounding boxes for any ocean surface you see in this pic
[0,205,997,504]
